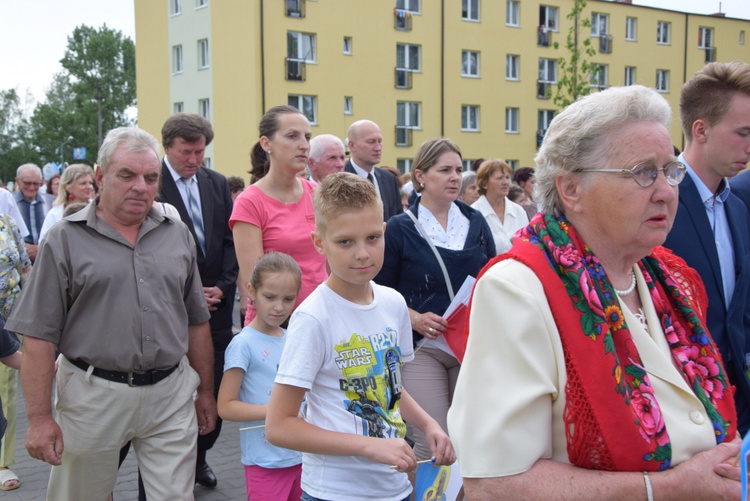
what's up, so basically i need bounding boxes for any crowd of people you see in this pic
[0,60,749,500]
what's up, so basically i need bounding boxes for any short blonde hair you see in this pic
[313,172,382,234]
[475,159,512,196]
[55,163,94,206]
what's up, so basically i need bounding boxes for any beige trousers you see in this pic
[47,356,200,501]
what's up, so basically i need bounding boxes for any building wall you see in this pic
[135,0,750,179]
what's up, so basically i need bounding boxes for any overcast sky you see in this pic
[1,0,748,109]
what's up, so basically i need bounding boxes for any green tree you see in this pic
[0,89,39,183]
[553,0,597,109]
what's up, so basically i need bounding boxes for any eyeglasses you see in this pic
[578,161,686,188]
[20,181,43,187]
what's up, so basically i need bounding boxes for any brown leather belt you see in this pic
[68,358,178,387]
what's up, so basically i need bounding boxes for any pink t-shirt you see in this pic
[230,180,327,324]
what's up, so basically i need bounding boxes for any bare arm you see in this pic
[0,351,22,370]
[21,337,62,465]
[266,383,418,472]
[398,388,454,466]
[465,439,742,501]
[217,368,268,422]
[232,221,264,312]
[187,321,217,436]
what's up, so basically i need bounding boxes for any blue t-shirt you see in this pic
[224,326,302,468]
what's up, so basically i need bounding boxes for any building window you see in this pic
[198,98,210,118]
[591,64,608,89]
[172,45,183,74]
[343,36,352,55]
[625,17,637,41]
[656,69,669,93]
[288,94,317,124]
[288,32,316,63]
[174,102,184,113]
[286,0,305,18]
[538,109,555,135]
[505,108,519,133]
[197,39,209,69]
[506,0,519,26]
[396,101,421,146]
[396,44,420,71]
[538,58,557,83]
[741,31,746,45]
[657,21,670,44]
[462,0,479,21]
[397,159,412,174]
[698,27,714,48]
[461,105,480,131]
[625,66,636,86]
[171,0,182,15]
[204,157,212,169]
[539,5,558,31]
[396,0,420,13]
[344,96,353,115]
[506,54,520,80]
[196,0,207,7]
[591,13,608,37]
[462,51,480,77]
[507,160,519,170]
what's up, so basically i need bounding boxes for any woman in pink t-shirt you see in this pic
[230,105,327,325]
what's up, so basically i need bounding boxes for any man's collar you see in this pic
[680,154,731,204]
[349,159,373,177]
[163,157,199,182]
[14,190,42,204]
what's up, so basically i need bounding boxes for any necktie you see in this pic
[367,172,374,184]
[29,200,39,244]
[180,177,206,254]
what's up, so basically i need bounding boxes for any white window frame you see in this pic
[196,0,208,8]
[171,0,182,15]
[174,102,184,113]
[539,5,558,31]
[625,17,637,41]
[657,21,671,45]
[198,98,210,118]
[625,66,636,86]
[538,58,557,84]
[506,54,520,81]
[396,0,420,13]
[698,27,714,48]
[462,50,480,78]
[396,43,421,72]
[344,96,353,115]
[590,64,608,89]
[397,159,412,174]
[656,69,669,93]
[506,0,520,27]
[197,39,209,69]
[505,107,519,133]
[507,160,519,170]
[288,95,317,125]
[591,13,609,37]
[287,31,316,63]
[741,31,746,45]
[461,105,480,132]
[343,36,352,55]
[538,109,555,132]
[172,45,183,74]
[462,0,479,22]
[397,101,421,129]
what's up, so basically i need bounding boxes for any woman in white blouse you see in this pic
[471,159,529,255]
[38,164,94,242]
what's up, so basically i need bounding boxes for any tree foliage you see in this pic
[0,90,38,183]
[553,0,597,109]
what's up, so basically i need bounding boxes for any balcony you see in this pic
[286,58,306,81]
[286,0,305,18]
[394,9,412,31]
[599,34,613,54]
[705,46,717,63]
[538,26,552,47]
[537,81,551,99]
[395,126,413,146]
[395,68,413,89]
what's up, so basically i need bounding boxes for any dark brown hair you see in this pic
[161,113,214,148]
[249,105,305,180]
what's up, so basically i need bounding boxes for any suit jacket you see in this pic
[158,162,238,346]
[730,170,750,210]
[663,173,750,434]
[345,160,403,222]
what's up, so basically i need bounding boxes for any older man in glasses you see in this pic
[13,163,52,262]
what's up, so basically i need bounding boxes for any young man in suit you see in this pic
[159,113,238,488]
[345,120,403,222]
[664,61,750,434]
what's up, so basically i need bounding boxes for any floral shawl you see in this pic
[493,213,736,472]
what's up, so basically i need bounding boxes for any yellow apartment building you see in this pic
[134,0,750,178]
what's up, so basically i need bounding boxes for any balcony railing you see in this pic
[286,58,306,81]
[395,68,413,89]
[705,46,717,63]
[395,126,413,146]
[538,26,552,47]
[286,0,305,18]
[537,80,551,99]
[394,9,412,31]
[599,34,613,53]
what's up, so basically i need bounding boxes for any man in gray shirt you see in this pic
[6,127,216,500]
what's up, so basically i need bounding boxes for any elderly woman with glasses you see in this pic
[448,85,741,500]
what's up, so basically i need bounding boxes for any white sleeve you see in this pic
[276,310,326,390]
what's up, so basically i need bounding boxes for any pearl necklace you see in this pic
[614,272,637,296]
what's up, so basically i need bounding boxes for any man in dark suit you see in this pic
[731,170,750,210]
[159,113,238,488]
[663,61,750,434]
[345,120,403,221]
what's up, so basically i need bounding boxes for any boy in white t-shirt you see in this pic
[266,172,455,501]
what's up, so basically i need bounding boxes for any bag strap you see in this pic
[405,209,455,301]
